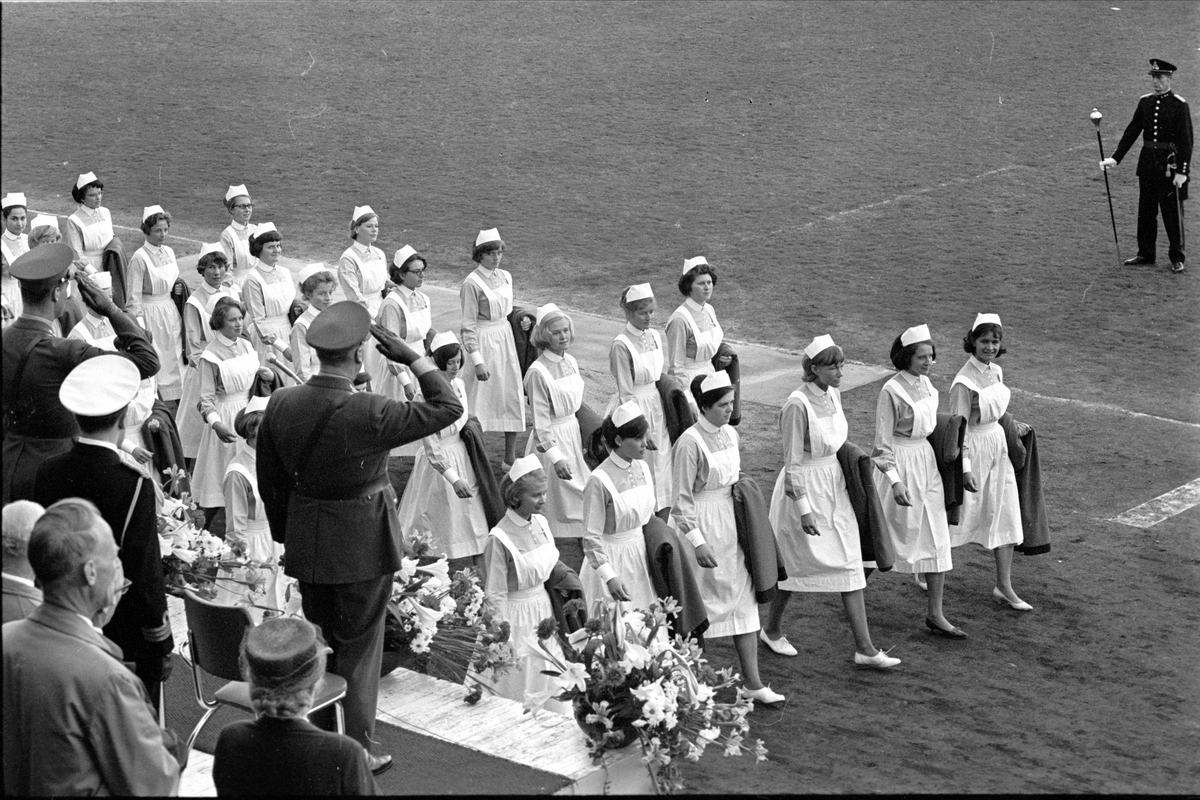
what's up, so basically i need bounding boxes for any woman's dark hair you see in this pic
[140,211,171,236]
[962,323,1007,357]
[889,336,936,371]
[500,471,546,510]
[197,251,230,274]
[471,238,505,264]
[300,270,336,298]
[802,345,845,383]
[395,253,426,275]
[76,407,128,435]
[433,342,463,371]
[2,203,26,219]
[601,413,650,449]
[349,212,377,241]
[677,263,718,297]
[690,374,734,413]
[71,179,104,205]
[209,297,245,331]
[249,229,282,257]
[234,408,264,441]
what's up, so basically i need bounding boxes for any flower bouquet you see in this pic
[383,530,516,701]
[526,599,768,794]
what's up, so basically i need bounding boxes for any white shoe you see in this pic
[854,649,901,669]
[913,572,928,591]
[758,629,798,657]
[740,685,786,706]
[993,587,1033,611]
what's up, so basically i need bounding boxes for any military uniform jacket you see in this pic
[34,441,173,663]
[1112,90,1193,178]
[257,368,463,585]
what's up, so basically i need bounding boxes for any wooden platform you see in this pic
[169,596,652,795]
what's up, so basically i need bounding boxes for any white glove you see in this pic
[1173,173,1188,188]
[1099,158,1117,170]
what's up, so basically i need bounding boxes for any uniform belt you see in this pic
[1143,141,1177,151]
[294,476,391,502]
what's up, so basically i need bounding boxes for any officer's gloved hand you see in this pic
[1174,173,1188,188]
[1099,158,1117,170]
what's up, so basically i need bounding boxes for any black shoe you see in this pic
[1123,255,1155,265]
[1171,262,1186,273]
[924,617,967,639]
[366,753,394,776]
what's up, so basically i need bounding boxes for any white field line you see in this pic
[30,211,210,247]
[1109,478,1200,528]
[1010,388,1200,429]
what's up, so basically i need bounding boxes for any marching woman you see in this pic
[1,191,28,327]
[338,205,388,319]
[673,372,785,706]
[459,228,527,468]
[398,332,491,572]
[764,335,901,669]
[947,313,1033,611]
[483,456,569,714]
[665,256,732,413]
[241,222,296,366]
[289,264,337,383]
[62,171,113,273]
[178,243,231,464]
[607,283,673,519]
[524,304,590,570]
[872,324,964,639]
[579,401,658,612]
[191,296,270,521]
[218,184,255,287]
[125,205,183,406]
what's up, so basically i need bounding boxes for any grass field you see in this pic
[3,1,1198,793]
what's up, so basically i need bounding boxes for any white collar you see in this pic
[352,241,373,256]
[3,572,35,588]
[1,230,22,242]
[696,416,722,434]
[77,436,122,455]
[542,349,565,364]
[477,265,498,279]
[398,285,418,300]
[803,380,830,397]
[968,355,994,373]
[143,242,164,254]
[78,204,103,218]
[609,452,632,469]
[229,220,248,231]
[898,370,924,387]
[217,332,239,347]
[684,297,707,313]
[256,261,277,274]
[85,311,107,327]
[504,508,532,528]
[624,322,650,337]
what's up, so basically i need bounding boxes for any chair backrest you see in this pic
[183,589,256,682]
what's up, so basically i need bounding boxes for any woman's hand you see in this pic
[553,459,573,480]
[452,479,474,499]
[1016,421,1033,437]
[694,543,718,568]
[801,512,820,537]
[714,355,733,369]
[606,576,631,602]
[963,472,979,493]
[474,363,490,381]
[891,482,912,507]
[403,383,417,401]
[520,316,533,332]
[257,367,274,382]
[214,422,238,444]
[131,445,154,464]
[146,418,161,434]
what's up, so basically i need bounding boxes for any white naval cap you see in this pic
[60,355,140,416]
[225,184,250,202]
[900,324,932,347]
[1,192,27,209]
[625,283,654,303]
[971,313,1002,331]
[682,256,708,275]
[507,454,544,483]
[803,334,837,360]
[612,400,644,428]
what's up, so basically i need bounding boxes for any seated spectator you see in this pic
[2,500,45,622]
[213,616,378,795]
[3,498,183,796]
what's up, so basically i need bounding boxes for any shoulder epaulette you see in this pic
[1175,95,1186,103]
[117,450,153,480]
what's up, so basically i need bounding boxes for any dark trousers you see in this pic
[300,574,392,752]
[1137,174,1186,264]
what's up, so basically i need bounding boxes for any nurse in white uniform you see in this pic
[125,205,183,405]
[62,172,114,273]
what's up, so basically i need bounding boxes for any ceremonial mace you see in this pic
[267,355,302,385]
[1091,109,1122,263]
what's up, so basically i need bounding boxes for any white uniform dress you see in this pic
[606,324,673,510]
[67,314,157,449]
[1,231,29,271]
[289,306,322,383]
[397,377,490,559]
[948,357,1023,550]
[769,383,866,592]
[579,454,657,612]
[178,282,226,458]
[1,274,22,329]
[219,221,254,287]
[126,242,183,401]
[484,511,569,715]
[525,352,590,540]
[241,261,295,366]
[665,298,723,410]
[64,205,114,272]
[224,445,293,613]
[870,372,953,575]
[672,418,759,637]
[191,334,259,507]
[338,241,388,319]
[369,286,432,456]
[459,267,525,432]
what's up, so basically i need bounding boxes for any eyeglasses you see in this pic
[407,268,427,276]
[232,203,254,210]
[115,578,133,597]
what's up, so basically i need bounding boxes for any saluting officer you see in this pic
[1101,59,1193,273]
[1,244,158,504]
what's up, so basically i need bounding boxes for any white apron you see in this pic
[68,207,114,271]
[134,245,182,401]
[949,373,1023,550]
[580,463,658,612]
[487,521,568,715]
[605,331,674,510]
[679,427,759,637]
[769,388,865,592]
[871,376,952,574]
[221,223,253,283]
[340,246,388,318]
[178,291,218,458]
[525,358,589,539]
[672,303,723,386]
[244,266,295,365]
[191,346,259,507]
[462,272,525,431]
[1,234,29,270]
[223,453,293,613]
